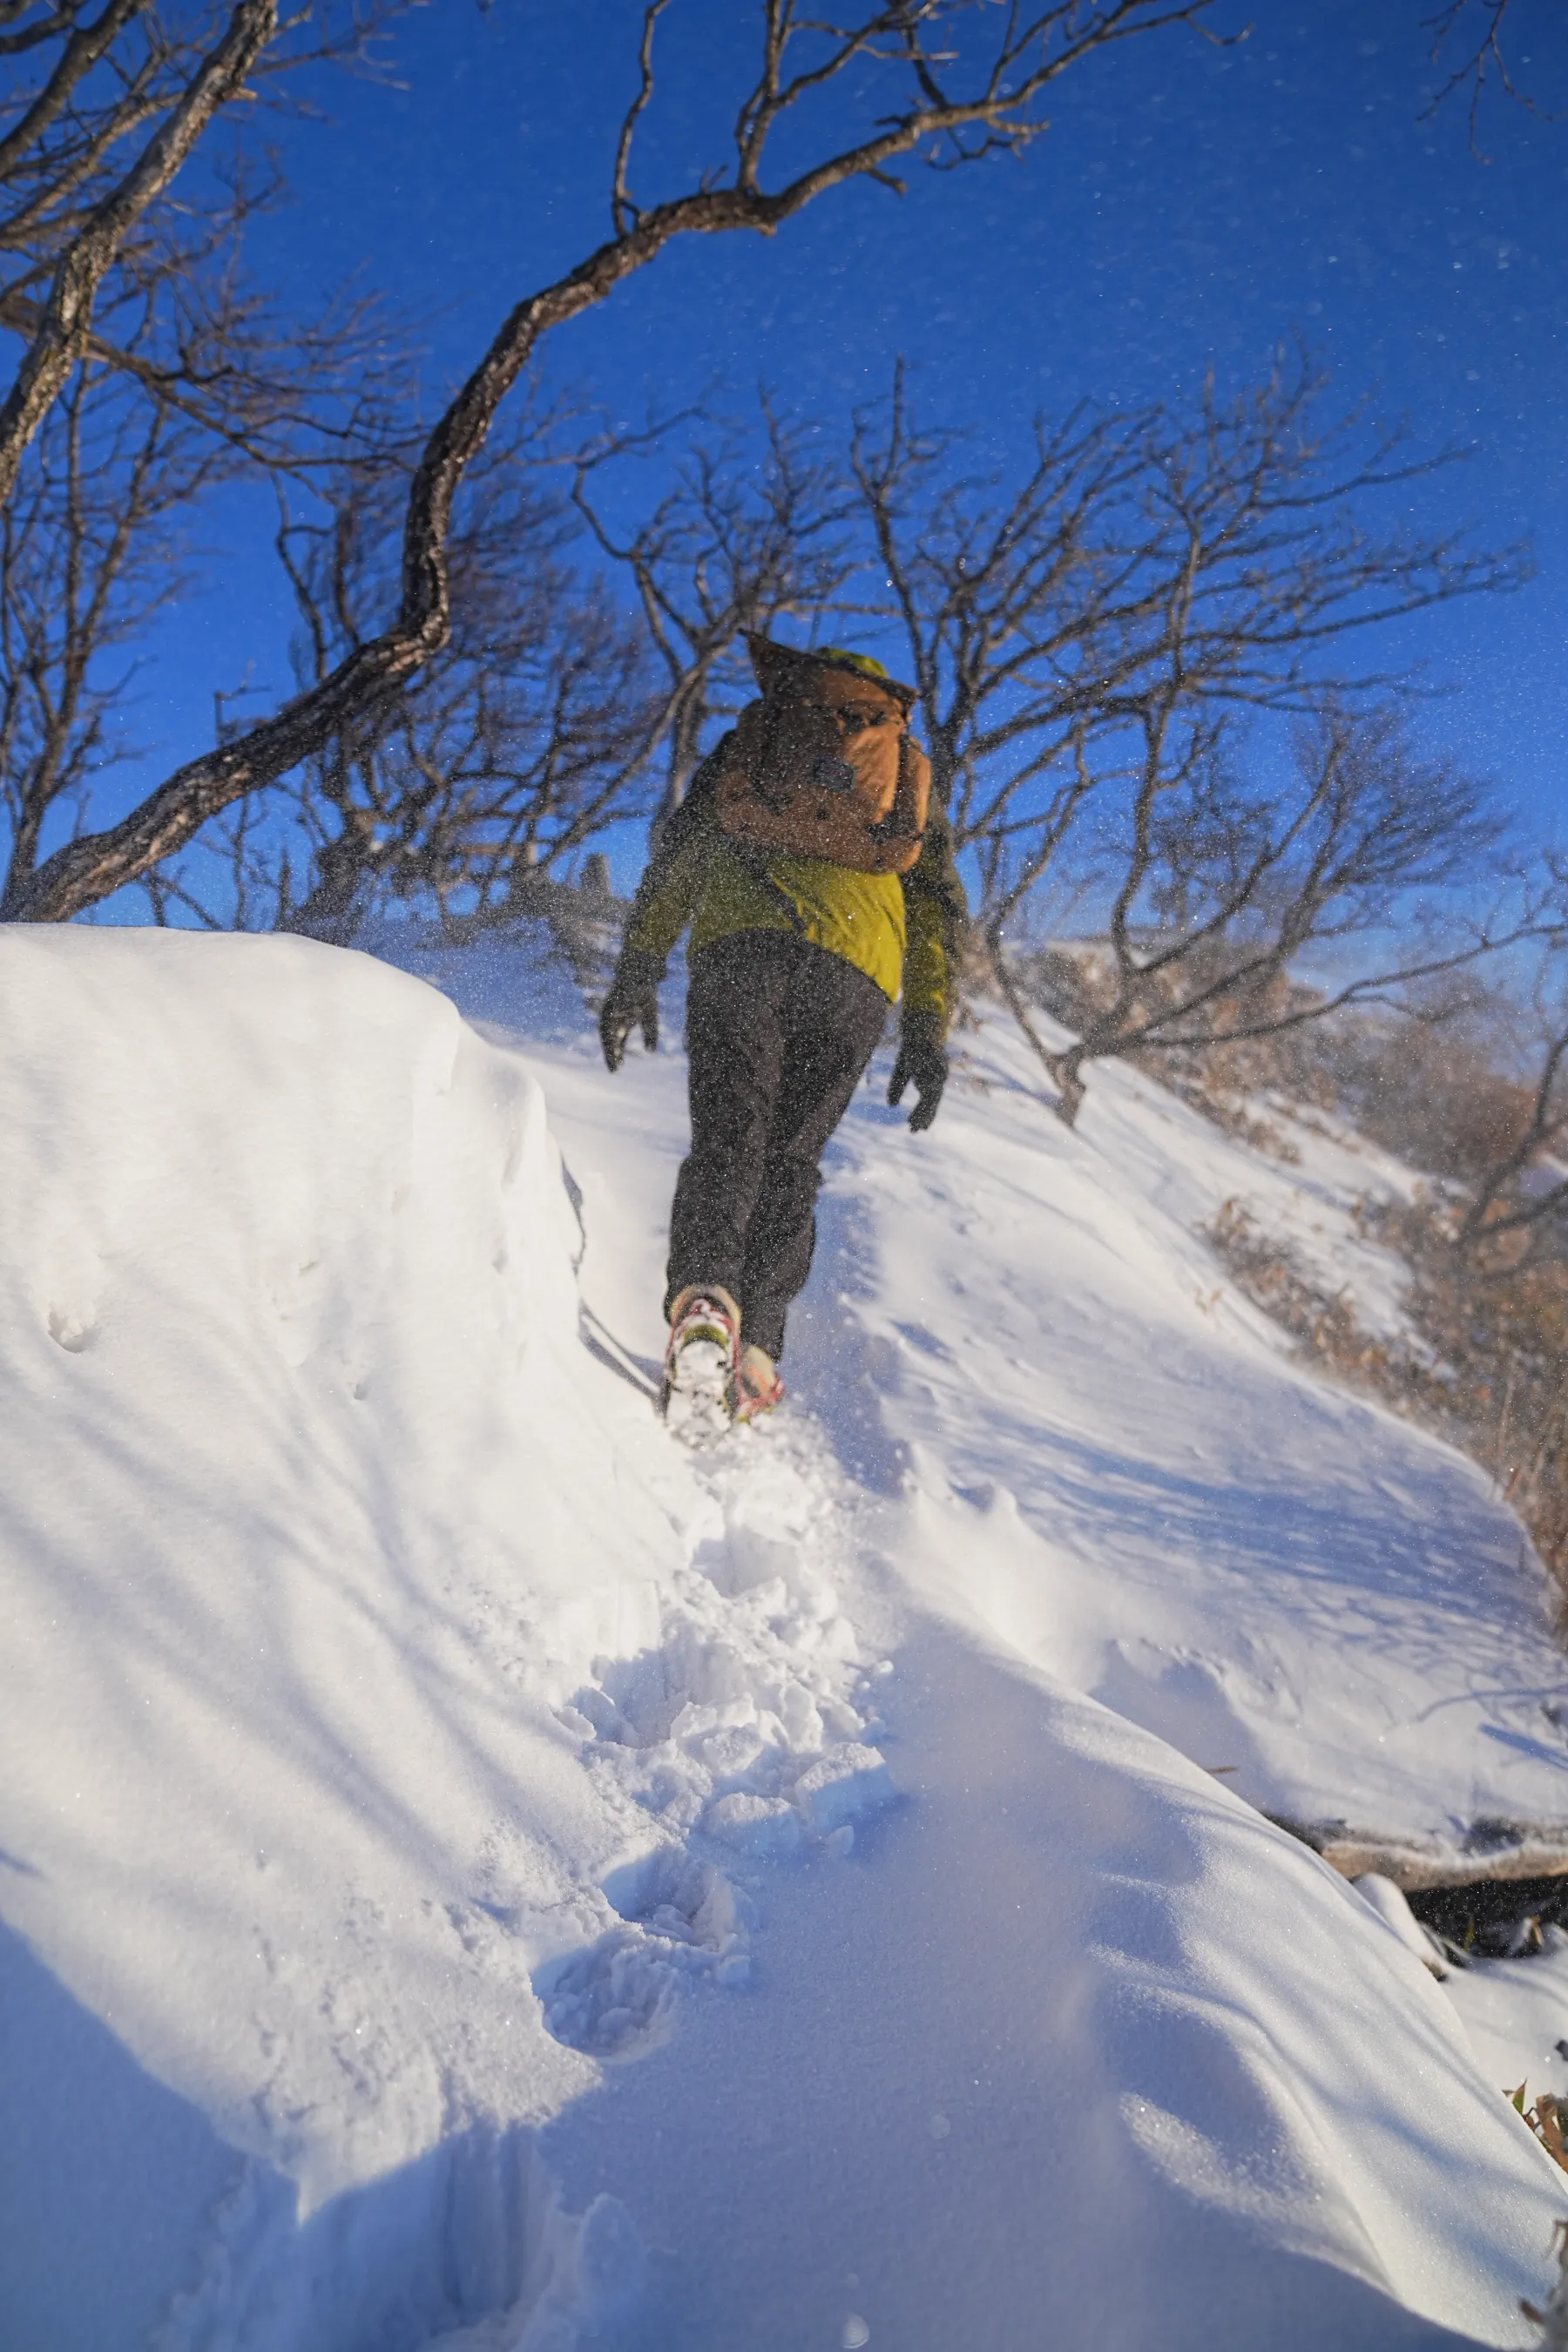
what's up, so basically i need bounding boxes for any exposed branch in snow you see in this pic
[1523,2219,1568,2344]
[1273,1815,1568,1893]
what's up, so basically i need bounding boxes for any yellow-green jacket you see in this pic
[624,733,969,1030]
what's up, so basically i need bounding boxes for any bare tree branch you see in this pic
[612,0,671,236]
[0,355,230,902]
[6,0,1228,921]
[570,393,860,835]
[852,352,1524,960]
[1423,0,1558,155]
[164,432,666,943]
[0,0,279,510]
[1007,707,1531,1125]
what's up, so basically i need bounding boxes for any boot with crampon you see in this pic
[660,1285,740,1443]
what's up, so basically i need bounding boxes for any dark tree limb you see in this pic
[1423,0,1558,155]
[996,708,1531,1127]
[10,0,1224,921]
[1456,1025,1568,1247]
[0,0,151,184]
[569,391,859,835]
[0,1,279,514]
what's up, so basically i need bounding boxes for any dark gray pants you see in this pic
[665,931,889,1361]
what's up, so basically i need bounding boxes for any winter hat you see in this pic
[745,632,916,712]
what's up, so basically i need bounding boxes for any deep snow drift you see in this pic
[2,923,1566,2351]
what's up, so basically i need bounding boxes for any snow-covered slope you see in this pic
[2,923,1565,2351]
[432,928,1568,1862]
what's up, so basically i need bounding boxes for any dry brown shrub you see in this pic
[1011,945,1537,1186]
[1511,2085,1568,2181]
[1012,951,1568,1596]
[1207,1200,1438,1397]
[1176,1006,1533,1180]
[1387,1200,1568,1591]
[1209,1191,1568,1608]
[1188,1100,1301,1163]
[1012,941,1333,1143]
[1320,1017,1538,1186]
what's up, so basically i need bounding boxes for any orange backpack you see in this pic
[714,635,930,875]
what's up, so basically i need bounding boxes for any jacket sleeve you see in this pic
[620,741,728,971]
[900,803,970,1033]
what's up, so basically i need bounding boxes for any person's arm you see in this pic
[599,744,726,1071]
[889,806,970,1129]
[901,803,969,1028]
[621,766,720,966]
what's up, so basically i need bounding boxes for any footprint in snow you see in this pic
[537,1860,748,2060]
[540,1403,898,2062]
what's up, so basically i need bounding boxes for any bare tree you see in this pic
[0,226,410,917]
[547,356,1527,1116]
[1423,0,1560,152]
[3,0,1233,924]
[0,353,234,901]
[0,3,402,497]
[0,3,427,915]
[571,396,860,838]
[851,355,1525,977]
[151,436,661,942]
[1455,871,1568,1257]
[1002,704,1525,1124]
[0,0,278,503]
[852,368,1149,908]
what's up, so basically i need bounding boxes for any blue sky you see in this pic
[134,1,1568,867]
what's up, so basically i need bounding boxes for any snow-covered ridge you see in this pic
[2,923,1565,2349]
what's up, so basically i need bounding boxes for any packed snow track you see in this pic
[1,926,1565,2350]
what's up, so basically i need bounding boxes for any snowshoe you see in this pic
[660,1287,740,1444]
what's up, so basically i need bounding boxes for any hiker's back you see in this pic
[714,635,930,876]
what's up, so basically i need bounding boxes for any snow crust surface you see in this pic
[3,921,1566,2349]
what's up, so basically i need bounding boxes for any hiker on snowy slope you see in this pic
[598,633,968,1433]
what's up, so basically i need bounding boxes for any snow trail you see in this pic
[3,923,1567,2349]
[538,1414,897,2063]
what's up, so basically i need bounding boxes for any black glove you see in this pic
[889,1010,948,1132]
[598,950,662,1072]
